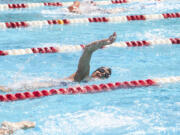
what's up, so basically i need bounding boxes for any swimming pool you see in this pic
[0,0,180,134]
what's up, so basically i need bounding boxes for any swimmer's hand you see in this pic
[85,32,117,52]
[18,121,36,130]
[107,32,117,44]
[0,86,11,92]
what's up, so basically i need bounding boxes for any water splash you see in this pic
[38,107,136,135]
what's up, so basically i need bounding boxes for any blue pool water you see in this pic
[0,0,180,135]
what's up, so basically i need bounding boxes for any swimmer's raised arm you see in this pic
[69,32,116,82]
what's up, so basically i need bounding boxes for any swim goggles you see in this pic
[95,67,111,78]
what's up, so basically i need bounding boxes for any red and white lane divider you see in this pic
[0,2,64,11]
[97,0,166,6]
[0,76,180,102]
[0,12,179,29]
[0,38,179,56]
[0,0,166,11]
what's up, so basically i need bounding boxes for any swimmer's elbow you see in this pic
[74,75,82,82]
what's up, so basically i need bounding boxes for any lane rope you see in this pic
[0,76,180,102]
[0,38,179,56]
[0,12,179,29]
[0,0,167,11]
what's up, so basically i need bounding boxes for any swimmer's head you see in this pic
[73,1,80,7]
[91,67,111,79]
[68,1,80,13]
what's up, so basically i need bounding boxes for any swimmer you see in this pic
[68,1,81,14]
[0,121,35,135]
[68,0,126,14]
[0,32,116,92]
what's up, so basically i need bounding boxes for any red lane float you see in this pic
[0,78,157,102]
[1,76,180,102]
[0,38,179,56]
[0,12,179,29]
[111,0,163,4]
[0,2,64,10]
[111,0,128,4]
